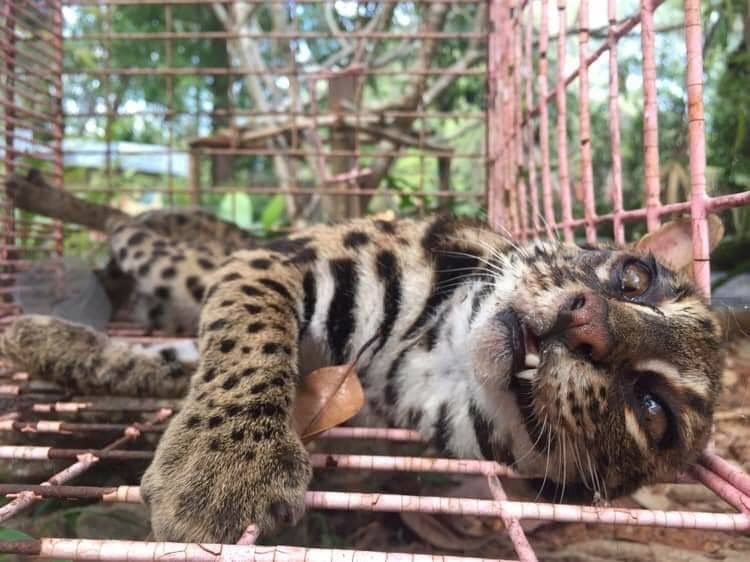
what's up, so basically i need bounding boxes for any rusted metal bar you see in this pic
[0,539,517,562]
[0,453,99,522]
[0,57,63,86]
[523,1,539,235]
[62,147,485,159]
[64,67,486,77]
[0,417,171,498]
[64,109,486,119]
[701,451,750,499]
[30,399,180,414]
[504,0,519,237]
[311,491,750,529]
[640,0,662,232]
[0,420,166,434]
[0,484,142,502]
[4,41,60,73]
[0,100,60,123]
[0,71,61,99]
[5,5,63,38]
[689,464,750,514]
[0,146,60,163]
[521,191,750,236]
[14,0,60,20]
[0,22,56,47]
[68,31,485,41]
[319,427,422,441]
[577,0,597,243]
[683,0,711,295]
[50,0,65,258]
[607,0,625,245]
[1,0,17,268]
[64,0,485,4]
[58,186,485,198]
[486,472,538,562]
[2,478,748,533]
[537,0,555,237]
[0,540,41,557]
[0,445,522,477]
[513,5,528,240]
[555,0,573,243]
[486,0,504,230]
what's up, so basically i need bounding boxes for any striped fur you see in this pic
[0,214,724,544]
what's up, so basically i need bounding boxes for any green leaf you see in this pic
[0,527,32,540]
[0,528,33,562]
[261,194,286,230]
[218,193,254,229]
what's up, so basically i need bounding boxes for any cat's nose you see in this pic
[559,291,610,361]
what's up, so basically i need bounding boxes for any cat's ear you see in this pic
[634,214,724,275]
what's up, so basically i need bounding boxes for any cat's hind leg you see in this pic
[0,315,194,398]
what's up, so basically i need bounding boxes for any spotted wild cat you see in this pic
[0,209,725,544]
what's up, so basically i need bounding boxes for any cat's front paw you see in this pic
[141,406,312,543]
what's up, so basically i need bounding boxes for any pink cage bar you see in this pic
[488,0,750,298]
[2,0,750,561]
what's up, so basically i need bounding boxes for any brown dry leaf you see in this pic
[292,364,364,442]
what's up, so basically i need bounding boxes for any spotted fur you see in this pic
[0,213,724,543]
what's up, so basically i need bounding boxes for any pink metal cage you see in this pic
[487,0,750,297]
[1,0,750,561]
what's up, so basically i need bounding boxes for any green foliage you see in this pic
[703,0,750,238]
[54,1,750,243]
[218,192,255,229]
[260,194,287,230]
[0,527,32,541]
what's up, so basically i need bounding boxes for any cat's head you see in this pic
[472,216,725,501]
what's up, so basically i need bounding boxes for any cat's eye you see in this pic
[639,393,668,444]
[621,261,651,298]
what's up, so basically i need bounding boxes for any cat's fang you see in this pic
[516,368,536,381]
[525,353,540,368]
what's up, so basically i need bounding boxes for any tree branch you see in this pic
[378,3,450,112]
[423,48,483,106]
[325,3,352,52]
[212,1,299,217]
[358,4,486,195]
[211,3,230,28]
[371,43,412,68]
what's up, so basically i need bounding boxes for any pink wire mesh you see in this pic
[1,0,750,561]
[488,0,750,302]
[0,0,64,319]
[0,387,749,562]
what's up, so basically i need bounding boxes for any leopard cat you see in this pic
[0,210,725,544]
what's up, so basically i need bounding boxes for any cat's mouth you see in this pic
[499,310,541,379]
[500,310,542,436]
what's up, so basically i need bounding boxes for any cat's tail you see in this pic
[0,315,195,399]
[5,169,129,233]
